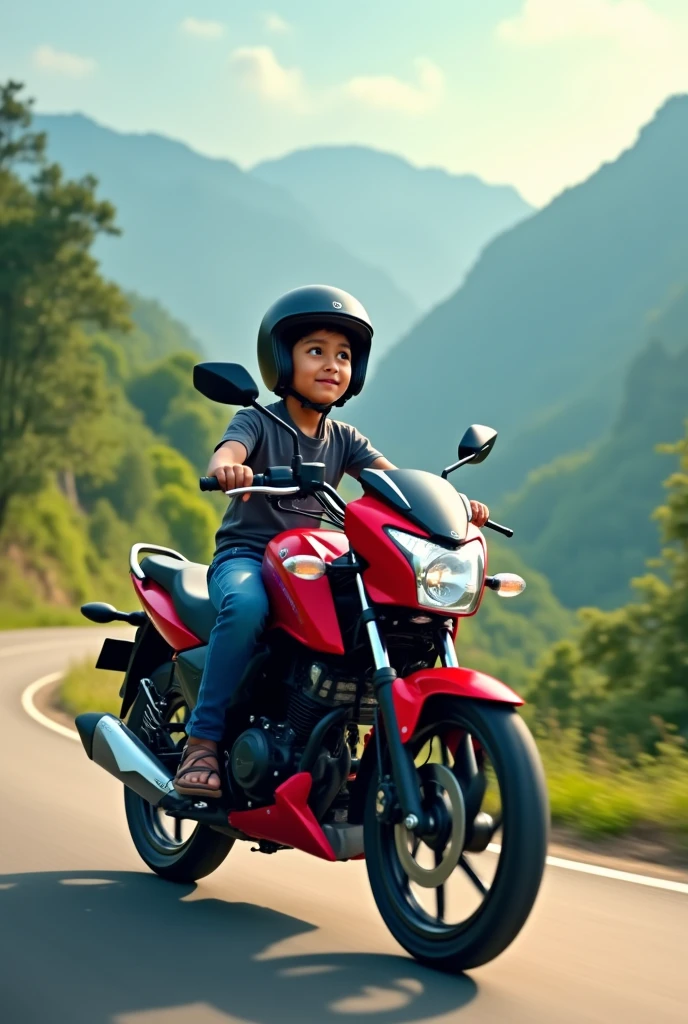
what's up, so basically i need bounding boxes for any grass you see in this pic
[56,660,688,850]
[59,657,123,718]
[535,719,688,845]
[0,604,86,630]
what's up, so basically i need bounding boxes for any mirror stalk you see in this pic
[251,399,302,474]
[441,453,476,479]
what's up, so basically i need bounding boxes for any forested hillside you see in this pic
[253,146,532,311]
[354,95,688,503]
[527,424,688,754]
[0,84,230,623]
[502,338,688,609]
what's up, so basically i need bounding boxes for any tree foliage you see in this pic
[0,81,127,528]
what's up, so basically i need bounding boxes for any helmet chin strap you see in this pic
[285,386,333,415]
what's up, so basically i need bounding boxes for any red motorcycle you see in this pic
[77,361,549,973]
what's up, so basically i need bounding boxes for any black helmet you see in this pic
[257,284,373,409]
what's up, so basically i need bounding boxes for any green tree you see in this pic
[156,484,217,563]
[0,81,127,530]
[127,350,228,468]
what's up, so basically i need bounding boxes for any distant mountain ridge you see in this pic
[352,95,688,502]
[34,114,418,377]
[252,146,533,311]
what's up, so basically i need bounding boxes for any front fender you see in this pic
[392,667,523,742]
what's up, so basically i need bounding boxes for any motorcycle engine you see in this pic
[230,718,296,800]
[231,658,361,807]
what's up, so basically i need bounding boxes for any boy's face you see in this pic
[291,328,352,405]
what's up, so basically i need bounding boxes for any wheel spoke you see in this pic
[490,811,503,836]
[459,854,488,896]
[174,816,183,843]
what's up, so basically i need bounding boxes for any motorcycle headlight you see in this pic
[388,529,485,612]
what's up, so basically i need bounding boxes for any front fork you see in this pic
[355,574,457,833]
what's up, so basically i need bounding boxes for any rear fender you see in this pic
[393,667,523,742]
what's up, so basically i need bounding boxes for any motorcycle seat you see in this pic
[139,555,217,642]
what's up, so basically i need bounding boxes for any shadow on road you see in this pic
[0,870,477,1024]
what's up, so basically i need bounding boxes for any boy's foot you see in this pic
[173,741,223,799]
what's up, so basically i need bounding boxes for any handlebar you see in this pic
[484,519,514,538]
[199,474,513,536]
[200,473,266,491]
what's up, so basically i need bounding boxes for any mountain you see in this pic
[501,336,688,610]
[34,114,418,376]
[252,146,533,312]
[352,96,688,501]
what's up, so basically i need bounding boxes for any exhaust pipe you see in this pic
[75,713,175,806]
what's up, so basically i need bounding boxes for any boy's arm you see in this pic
[208,440,253,499]
[367,458,489,527]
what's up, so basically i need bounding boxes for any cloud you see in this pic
[263,13,292,34]
[32,45,96,78]
[497,0,672,49]
[180,17,226,39]
[229,46,305,109]
[342,58,444,114]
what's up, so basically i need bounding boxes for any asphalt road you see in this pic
[1,627,686,1024]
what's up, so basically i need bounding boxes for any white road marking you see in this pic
[21,671,79,741]
[18,667,688,896]
[486,843,688,895]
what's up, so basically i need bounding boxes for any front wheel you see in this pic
[364,698,549,973]
[124,687,234,883]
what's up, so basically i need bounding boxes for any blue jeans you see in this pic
[186,549,269,741]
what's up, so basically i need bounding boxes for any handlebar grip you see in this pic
[199,476,221,491]
[199,473,266,492]
[484,519,514,538]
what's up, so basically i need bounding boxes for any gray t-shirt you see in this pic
[213,401,383,556]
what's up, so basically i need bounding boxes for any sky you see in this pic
[1,0,687,205]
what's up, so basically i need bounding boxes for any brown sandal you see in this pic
[173,743,223,799]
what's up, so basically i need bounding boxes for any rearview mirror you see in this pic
[458,424,498,465]
[193,362,259,407]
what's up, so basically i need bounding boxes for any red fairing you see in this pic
[345,496,423,606]
[229,773,337,861]
[131,575,202,652]
[392,667,524,742]
[263,529,349,655]
[345,497,487,623]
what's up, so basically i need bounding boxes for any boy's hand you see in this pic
[470,500,490,527]
[208,441,253,500]
[212,464,254,501]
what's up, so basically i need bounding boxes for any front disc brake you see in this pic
[393,763,466,888]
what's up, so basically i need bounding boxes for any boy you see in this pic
[174,285,489,798]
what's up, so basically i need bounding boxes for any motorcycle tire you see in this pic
[364,697,549,973]
[124,686,234,883]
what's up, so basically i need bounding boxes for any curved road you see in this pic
[1,627,686,1024]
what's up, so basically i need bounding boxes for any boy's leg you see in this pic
[186,552,269,744]
[175,551,268,796]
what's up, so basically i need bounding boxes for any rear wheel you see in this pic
[364,698,549,972]
[124,687,234,883]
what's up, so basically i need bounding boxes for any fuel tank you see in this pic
[262,529,349,655]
